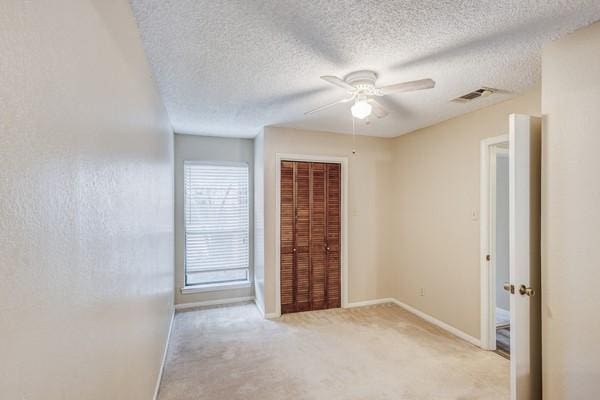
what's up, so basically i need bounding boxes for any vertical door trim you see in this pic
[275,153,348,318]
[480,134,509,350]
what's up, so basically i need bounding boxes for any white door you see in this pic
[508,114,542,400]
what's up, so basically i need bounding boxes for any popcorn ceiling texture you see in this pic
[130,0,600,138]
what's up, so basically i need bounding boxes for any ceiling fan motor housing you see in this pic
[344,70,378,95]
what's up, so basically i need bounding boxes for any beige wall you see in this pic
[541,22,600,399]
[389,89,540,338]
[258,92,540,320]
[259,127,395,314]
[0,1,173,399]
[173,134,254,305]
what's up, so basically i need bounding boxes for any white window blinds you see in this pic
[184,162,249,286]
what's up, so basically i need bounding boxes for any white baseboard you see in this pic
[390,299,481,347]
[343,298,479,347]
[174,296,255,310]
[253,300,281,319]
[153,308,174,400]
[344,298,395,308]
[254,298,265,317]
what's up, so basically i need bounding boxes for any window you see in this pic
[184,162,249,287]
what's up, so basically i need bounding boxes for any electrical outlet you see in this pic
[420,288,425,296]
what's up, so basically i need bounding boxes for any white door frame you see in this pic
[274,153,349,317]
[480,135,509,350]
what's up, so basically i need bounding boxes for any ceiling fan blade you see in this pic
[367,98,389,119]
[377,78,435,95]
[320,76,357,92]
[304,96,354,115]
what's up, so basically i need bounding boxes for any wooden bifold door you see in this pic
[280,161,341,314]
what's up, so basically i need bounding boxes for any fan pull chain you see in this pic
[352,115,357,155]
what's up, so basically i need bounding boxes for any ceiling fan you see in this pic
[305,70,435,120]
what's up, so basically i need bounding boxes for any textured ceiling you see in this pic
[130,0,600,138]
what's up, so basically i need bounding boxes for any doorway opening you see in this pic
[480,134,509,354]
[491,144,510,358]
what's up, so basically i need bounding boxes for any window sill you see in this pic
[180,281,252,294]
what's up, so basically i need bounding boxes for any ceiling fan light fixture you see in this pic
[305,70,435,120]
[351,99,372,119]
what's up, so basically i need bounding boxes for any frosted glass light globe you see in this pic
[351,100,372,119]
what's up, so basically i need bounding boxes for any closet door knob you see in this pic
[292,248,296,252]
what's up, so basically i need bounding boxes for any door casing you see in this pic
[480,134,509,350]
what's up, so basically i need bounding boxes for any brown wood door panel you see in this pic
[294,162,310,307]
[280,160,341,314]
[310,163,327,308]
[326,163,341,308]
[326,250,341,308]
[280,161,295,310]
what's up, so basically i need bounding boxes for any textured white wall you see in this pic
[541,21,600,399]
[0,1,174,399]
[173,134,254,305]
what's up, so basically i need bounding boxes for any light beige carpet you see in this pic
[158,302,508,400]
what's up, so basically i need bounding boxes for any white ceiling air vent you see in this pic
[451,87,497,103]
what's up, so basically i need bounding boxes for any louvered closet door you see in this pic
[280,161,295,313]
[280,161,341,314]
[310,163,327,310]
[294,162,311,312]
[326,163,341,308]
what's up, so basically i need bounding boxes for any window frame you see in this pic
[182,160,251,290]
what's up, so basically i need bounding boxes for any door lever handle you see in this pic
[503,282,515,294]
